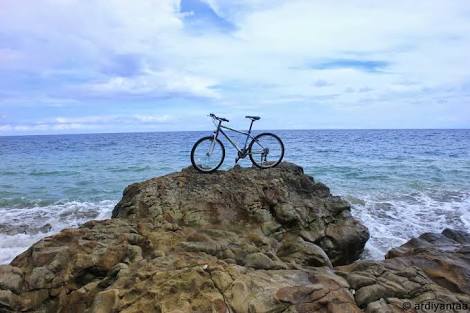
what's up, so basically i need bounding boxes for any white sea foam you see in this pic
[2,191,468,264]
[0,200,116,264]
[348,188,470,260]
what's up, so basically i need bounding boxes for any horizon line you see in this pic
[1,128,469,138]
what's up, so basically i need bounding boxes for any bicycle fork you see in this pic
[208,121,222,156]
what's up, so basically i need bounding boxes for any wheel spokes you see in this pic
[193,138,223,171]
[250,134,283,167]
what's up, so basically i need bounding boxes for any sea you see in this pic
[0,129,469,264]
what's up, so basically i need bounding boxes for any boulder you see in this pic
[112,162,369,265]
[385,228,470,295]
[336,228,470,312]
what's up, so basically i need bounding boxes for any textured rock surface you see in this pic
[336,228,470,312]
[1,217,363,313]
[0,163,469,313]
[112,162,369,266]
[337,259,470,312]
[386,228,470,295]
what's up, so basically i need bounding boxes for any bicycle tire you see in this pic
[248,132,285,169]
[190,136,225,173]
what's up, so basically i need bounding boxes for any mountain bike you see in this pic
[190,113,285,173]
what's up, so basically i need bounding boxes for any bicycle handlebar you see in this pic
[209,113,229,122]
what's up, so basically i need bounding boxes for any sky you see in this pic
[0,0,469,135]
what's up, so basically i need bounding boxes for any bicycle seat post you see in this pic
[248,119,254,134]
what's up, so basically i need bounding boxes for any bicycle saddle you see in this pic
[245,115,260,120]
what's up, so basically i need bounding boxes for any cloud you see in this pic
[86,69,219,98]
[133,114,172,123]
[313,80,333,88]
[54,116,116,124]
[53,114,173,125]
[1,0,470,133]
[100,54,144,77]
[0,114,174,135]
[0,123,86,133]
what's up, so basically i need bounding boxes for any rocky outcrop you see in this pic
[385,228,470,295]
[0,217,363,313]
[0,163,469,313]
[336,228,470,312]
[112,162,369,266]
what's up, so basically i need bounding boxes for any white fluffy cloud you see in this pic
[0,114,174,133]
[87,69,219,98]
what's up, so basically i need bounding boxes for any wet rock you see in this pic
[0,265,23,293]
[0,223,52,236]
[385,228,470,295]
[337,231,470,312]
[277,235,332,268]
[39,223,53,233]
[91,289,119,313]
[244,252,276,269]
[325,216,370,265]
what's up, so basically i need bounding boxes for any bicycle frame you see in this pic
[211,119,258,159]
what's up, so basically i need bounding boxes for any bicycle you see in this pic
[190,113,285,173]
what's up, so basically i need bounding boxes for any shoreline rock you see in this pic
[385,228,470,295]
[112,162,369,266]
[336,228,470,312]
[0,162,468,313]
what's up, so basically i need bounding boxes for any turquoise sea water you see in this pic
[1,129,469,263]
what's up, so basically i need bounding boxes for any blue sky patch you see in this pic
[100,54,143,77]
[180,0,235,33]
[311,59,390,73]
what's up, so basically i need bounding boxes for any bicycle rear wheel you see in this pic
[248,133,284,169]
[191,136,225,173]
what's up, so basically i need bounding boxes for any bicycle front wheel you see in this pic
[190,136,225,173]
[248,133,285,169]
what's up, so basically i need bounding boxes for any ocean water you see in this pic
[0,129,469,264]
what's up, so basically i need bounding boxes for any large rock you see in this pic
[0,218,364,313]
[337,258,470,313]
[336,228,470,313]
[3,162,468,312]
[112,162,369,265]
[385,228,470,295]
[3,224,470,313]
